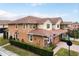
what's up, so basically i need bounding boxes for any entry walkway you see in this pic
[53,42,79,55]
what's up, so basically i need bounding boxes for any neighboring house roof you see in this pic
[62,21,73,24]
[0,20,11,25]
[71,23,79,25]
[28,29,68,38]
[9,16,62,24]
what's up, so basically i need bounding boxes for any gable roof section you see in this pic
[49,17,63,24]
[9,16,62,24]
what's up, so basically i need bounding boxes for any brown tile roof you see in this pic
[0,20,11,25]
[71,23,79,25]
[62,21,73,24]
[9,16,62,24]
[28,29,51,37]
[28,29,68,37]
[50,29,68,36]
[49,17,63,24]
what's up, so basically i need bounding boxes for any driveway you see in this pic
[53,42,79,54]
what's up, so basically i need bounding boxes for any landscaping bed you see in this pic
[0,37,9,46]
[4,45,38,56]
[72,41,79,45]
[55,48,79,56]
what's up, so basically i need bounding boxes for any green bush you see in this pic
[60,38,69,42]
[9,40,53,56]
[44,44,56,52]
[49,42,56,49]
[68,30,79,39]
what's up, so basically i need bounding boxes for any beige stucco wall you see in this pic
[38,19,61,30]
[54,19,61,30]
[38,20,52,30]
[0,24,8,28]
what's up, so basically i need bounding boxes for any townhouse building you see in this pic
[61,21,73,29]
[61,21,79,30]
[69,23,79,30]
[8,16,68,48]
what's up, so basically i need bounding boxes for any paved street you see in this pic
[0,43,19,56]
[53,42,79,55]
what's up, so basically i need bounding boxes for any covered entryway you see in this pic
[0,28,8,39]
[43,37,51,47]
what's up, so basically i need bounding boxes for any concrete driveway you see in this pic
[53,42,79,54]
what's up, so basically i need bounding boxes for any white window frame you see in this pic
[29,35,33,42]
[47,24,50,29]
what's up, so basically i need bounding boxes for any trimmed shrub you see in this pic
[9,40,53,56]
[49,42,56,50]
[60,38,69,42]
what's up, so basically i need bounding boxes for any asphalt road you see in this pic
[0,47,18,56]
[0,51,8,56]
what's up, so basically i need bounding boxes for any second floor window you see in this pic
[33,25,37,29]
[57,24,60,28]
[47,24,50,29]
[23,24,26,29]
[16,25,18,28]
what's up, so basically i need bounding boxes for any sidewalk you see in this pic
[0,43,10,48]
[53,42,79,55]
[70,37,79,41]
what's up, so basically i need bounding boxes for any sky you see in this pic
[0,3,79,22]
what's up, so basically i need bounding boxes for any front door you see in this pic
[44,37,49,47]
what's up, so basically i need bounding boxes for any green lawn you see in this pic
[0,37,9,46]
[72,41,79,45]
[4,45,39,56]
[55,48,79,56]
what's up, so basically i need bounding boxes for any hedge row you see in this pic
[9,40,53,56]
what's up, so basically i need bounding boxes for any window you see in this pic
[33,25,36,29]
[30,25,32,29]
[52,24,54,29]
[47,24,50,28]
[14,32,19,39]
[29,24,37,29]
[23,24,26,29]
[29,35,32,42]
[57,24,60,28]
[33,24,37,29]
[16,25,18,28]
[26,24,28,28]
